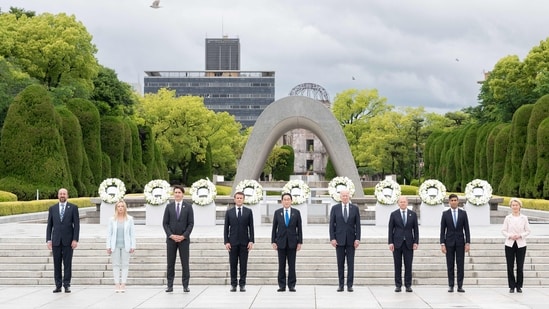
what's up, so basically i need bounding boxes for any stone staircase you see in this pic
[1,234,548,287]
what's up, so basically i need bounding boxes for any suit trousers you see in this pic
[445,244,465,288]
[229,244,249,287]
[52,244,74,288]
[277,247,297,288]
[111,247,131,284]
[166,239,190,288]
[336,245,355,288]
[505,242,526,289]
[393,241,413,288]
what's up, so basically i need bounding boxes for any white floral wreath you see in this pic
[98,178,126,204]
[282,179,311,205]
[418,179,447,205]
[465,179,492,206]
[144,179,171,206]
[374,179,401,205]
[190,178,217,206]
[328,176,356,202]
[235,179,263,205]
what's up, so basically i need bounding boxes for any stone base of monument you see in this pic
[464,202,490,225]
[420,203,444,226]
[100,202,115,225]
[293,203,308,227]
[375,202,398,226]
[145,203,166,225]
[193,202,216,226]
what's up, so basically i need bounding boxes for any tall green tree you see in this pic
[0,84,74,199]
[0,12,99,99]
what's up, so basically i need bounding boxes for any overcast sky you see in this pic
[1,0,548,114]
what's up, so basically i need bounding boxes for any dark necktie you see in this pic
[176,202,180,219]
[60,203,65,221]
[402,211,406,225]
[238,207,241,220]
[285,209,289,227]
[344,204,348,223]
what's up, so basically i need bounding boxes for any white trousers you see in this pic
[111,248,131,284]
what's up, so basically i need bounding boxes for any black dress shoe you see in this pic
[277,288,286,292]
[516,287,522,293]
[347,287,354,292]
[53,287,62,293]
[448,287,454,293]
[183,287,190,293]
[289,287,296,292]
[240,286,246,292]
[165,287,173,292]
[64,287,71,293]
[457,287,465,293]
[337,287,344,292]
[406,287,413,292]
[509,288,514,293]
[230,286,237,292]
[394,287,401,292]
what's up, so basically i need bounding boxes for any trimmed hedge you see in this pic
[0,197,93,216]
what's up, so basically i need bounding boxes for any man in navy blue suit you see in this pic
[224,191,254,292]
[388,196,419,292]
[440,193,470,293]
[329,188,361,292]
[46,188,80,293]
[271,193,302,292]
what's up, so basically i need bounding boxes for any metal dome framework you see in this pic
[289,83,330,103]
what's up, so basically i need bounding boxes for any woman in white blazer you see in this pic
[107,200,136,292]
[501,198,530,293]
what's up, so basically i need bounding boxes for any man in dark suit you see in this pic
[46,188,80,293]
[271,193,302,292]
[224,191,255,292]
[329,188,361,292]
[163,185,194,293]
[440,193,470,293]
[388,196,419,292]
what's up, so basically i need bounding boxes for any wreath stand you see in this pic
[464,201,490,225]
[292,203,308,227]
[192,201,216,226]
[146,202,167,225]
[420,202,444,226]
[100,202,115,225]
[375,202,398,226]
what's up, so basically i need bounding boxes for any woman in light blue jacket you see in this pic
[107,200,136,292]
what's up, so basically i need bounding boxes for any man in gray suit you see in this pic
[46,188,80,293]
[224,191,254,292]
[329,188,361,292]
[163,185,194,293]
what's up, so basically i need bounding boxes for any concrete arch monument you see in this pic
[232,95,364,197]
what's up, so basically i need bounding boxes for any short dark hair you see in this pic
[234,191,245,198]
[173,185,185,193]
[448,193,458,200]
[281,192,292,200]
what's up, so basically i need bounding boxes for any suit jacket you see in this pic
[271,207,303,249]
[46,202,80,246]
[329,203,361,246]
[106,216,136,252]
[388,209,419,249]
[163,200,194,240]
[224,206,255,246]
[501,213,530,248]
[440,208,470,246]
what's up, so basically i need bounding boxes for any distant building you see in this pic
[205,37,240,71]
[143,37,275,128]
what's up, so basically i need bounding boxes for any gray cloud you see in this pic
[2,0,548,114]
